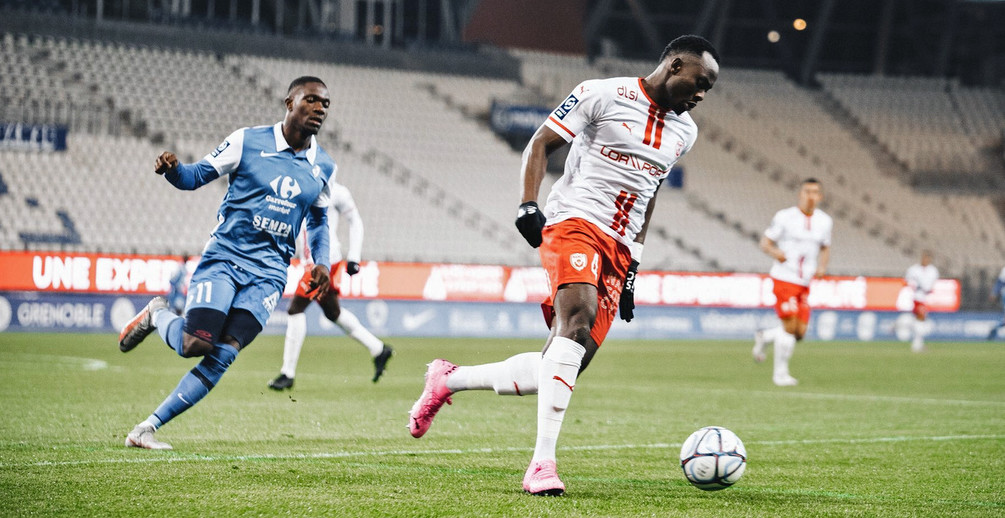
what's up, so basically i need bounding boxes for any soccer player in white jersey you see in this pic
[904,250,939,352]
[268,182,392,390]
[406,35,719,496]
[752,178,832,386]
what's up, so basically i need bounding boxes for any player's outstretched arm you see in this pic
[155,152,179,175]
[156,151,222,191]
[516,126,566,248]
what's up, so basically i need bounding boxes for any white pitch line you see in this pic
[2,354,109,371]
[10,433,1004,469]
[698,388,1005,407]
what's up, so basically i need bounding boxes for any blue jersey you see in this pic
[164,123,335,286]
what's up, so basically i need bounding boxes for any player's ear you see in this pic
[669,57,684,75]
[284,96,293,111]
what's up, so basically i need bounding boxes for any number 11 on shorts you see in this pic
[191,281,213,304]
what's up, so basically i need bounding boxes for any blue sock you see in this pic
[155,309,185,356]
[150,343,239,429]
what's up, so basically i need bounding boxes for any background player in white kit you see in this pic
[406,35,719,496]
[268,182,392,390]
[904,250,939,353]
[752,178,832,386]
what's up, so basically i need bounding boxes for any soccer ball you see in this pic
[679,426,747,491]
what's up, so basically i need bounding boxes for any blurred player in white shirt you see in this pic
[406,35,719,496]
[267,182,392,390]
[752,179,832,386]
[904,250,938,352]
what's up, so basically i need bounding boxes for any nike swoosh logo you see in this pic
[177,393,191,404]
[260,151,279,157]
[402,309,436,330]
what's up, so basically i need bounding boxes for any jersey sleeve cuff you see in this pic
[545,116,576,142]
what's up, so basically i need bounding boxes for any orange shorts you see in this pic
[539,218,632,346]
[913,301,928,319]
[772,278,811,323]
[294,261,344,299]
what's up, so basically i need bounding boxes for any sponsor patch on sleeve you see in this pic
[210,140,230,158]
[552,94,580,120]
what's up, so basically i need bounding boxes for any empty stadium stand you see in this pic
[1,30,1002,294]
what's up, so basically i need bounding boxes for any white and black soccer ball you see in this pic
[679,426,747,491]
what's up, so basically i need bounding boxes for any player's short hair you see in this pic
[287,76,327,94]
[802,178,822,186]
[660,35,720,64]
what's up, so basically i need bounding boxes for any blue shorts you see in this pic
[185,258,284,329]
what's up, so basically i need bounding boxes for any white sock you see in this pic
[335,309,384,357]
[761,325,781,343]
[281,313,307,378]
[912,319,925,351]
[773,331,796,379]
[446,352,541,395]
[532,337,586,463]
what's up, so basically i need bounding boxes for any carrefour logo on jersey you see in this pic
[553,94,579,120]
[266,175,300,216]
[269,175,302,199]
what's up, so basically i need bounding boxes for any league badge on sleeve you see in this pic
[553,94,580,120]
[210,140,230,158]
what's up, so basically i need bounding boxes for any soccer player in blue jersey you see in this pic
[117,76,337,450]
[989,266,1005,340]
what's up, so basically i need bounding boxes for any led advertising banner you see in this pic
[0,251,960,312]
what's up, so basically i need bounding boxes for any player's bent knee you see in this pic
[220,309,263,348]
[559,313,595,345]
[322,306,341,323]
[562,327,591,345]
[181,335,215,357]
[287,296,310,315]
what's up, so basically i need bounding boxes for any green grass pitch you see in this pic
[1,332,1003,517]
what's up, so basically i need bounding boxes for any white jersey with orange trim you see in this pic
[542,77,698,247]
[905,263,939,303]
[764,206,833,287]
[298,182,364,265]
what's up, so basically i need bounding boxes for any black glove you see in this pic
[515,201,547,248]
[346,261,360,275]
[620,260,639,322]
